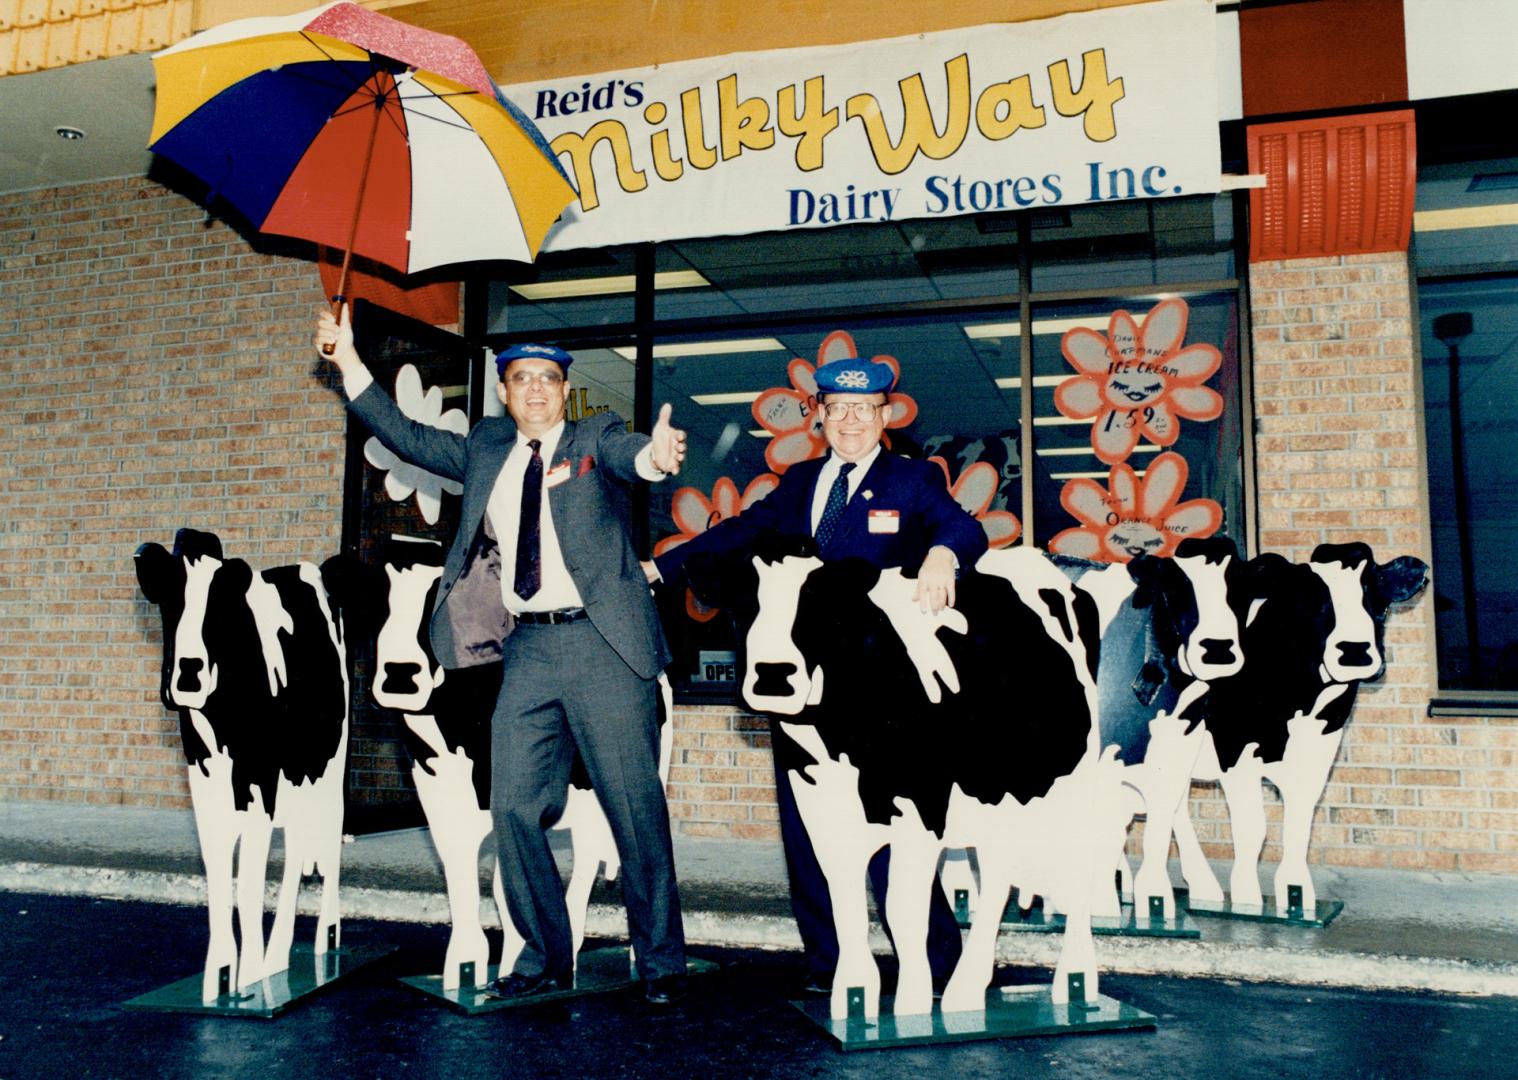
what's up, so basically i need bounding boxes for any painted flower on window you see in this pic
[655,474,780,622]
[928,457,1021,549]
[751,330,918,474]
[364,364,467,525]
[1048,451,1222,563]
[1054,298,1223,465]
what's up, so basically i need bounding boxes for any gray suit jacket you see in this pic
[350,382,672,680]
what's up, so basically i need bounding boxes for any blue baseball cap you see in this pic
[495,342,573,378]
[814,357,894,395]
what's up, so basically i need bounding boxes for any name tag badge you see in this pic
[545,462,571,488]
[867,509,900,534]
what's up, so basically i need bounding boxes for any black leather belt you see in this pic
[514,608,588,625]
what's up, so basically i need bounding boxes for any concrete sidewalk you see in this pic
[3,800,1515,998]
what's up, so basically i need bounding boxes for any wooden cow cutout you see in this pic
[721,539,1131,1020]
[1181,542,1427,913]
[135,529,352,1002]
[363,540,674,989]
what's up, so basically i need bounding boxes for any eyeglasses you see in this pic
[821,400,886,421]
[505,370,565,388]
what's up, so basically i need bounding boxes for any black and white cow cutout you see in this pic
[134,529,352,1003]
[714,537,1130,1020]
[1180,542,1428,914]
[363,539,674,990]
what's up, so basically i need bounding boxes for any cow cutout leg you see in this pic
[233,801,274,990]
[406,715,492,991]
[557,783,618,968]
[186,753,239,1003]
[1216,751,1268,908]
[1268,717,1345,915]
[1132,713,1204,920]
[308,732,348,957]
[265,833,303,972]
[939,848,977,921]
[781,724,882,1021]
[1176,733,1225,902]
[940,847,1010,1015]
[1050,756,1123,1006]
[883,799,942,1017]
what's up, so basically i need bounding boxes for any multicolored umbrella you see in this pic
[148,1,575,313]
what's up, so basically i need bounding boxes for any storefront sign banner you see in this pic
[498,0,1220,250]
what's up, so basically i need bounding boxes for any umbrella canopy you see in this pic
[148,2,576,278]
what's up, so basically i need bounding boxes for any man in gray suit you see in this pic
[316,308,689,1004]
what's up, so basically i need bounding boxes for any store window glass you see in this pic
[484,193,1248,701]
[656,216,1019,322]
[1031,195,1237,292]
[1030,291,1246,553]
[487,247,639,336]
[1415,152,1518,694]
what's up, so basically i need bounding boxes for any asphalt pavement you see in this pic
[3,891,1517,1079]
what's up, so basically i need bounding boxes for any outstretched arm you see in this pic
[315,305,467,483]
[912,461,990,612]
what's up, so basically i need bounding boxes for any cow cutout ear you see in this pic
[1244,552,1292,600]
[432,664,447,689]
[322,553,380,640]
[805,664,824,706]
[1126,553,1164,609]
[1375,556,1429,608]
[173,528,223,562]
[134,543,179,605]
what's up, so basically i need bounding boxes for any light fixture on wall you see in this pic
[55,126,85,140]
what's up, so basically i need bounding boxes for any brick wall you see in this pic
[1200,251,1518,875]
[664,704,780,841]
[0,176,343,807]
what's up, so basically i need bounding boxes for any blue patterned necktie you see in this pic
[514,439,543,600]
[814,462,855,550]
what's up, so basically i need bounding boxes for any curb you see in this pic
[5,861,1516,998]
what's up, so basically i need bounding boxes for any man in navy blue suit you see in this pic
[650,356,986,994]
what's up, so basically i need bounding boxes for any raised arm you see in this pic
[315,306,467,483]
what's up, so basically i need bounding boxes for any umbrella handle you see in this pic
[322,94,384,357]
[321,295,344,356]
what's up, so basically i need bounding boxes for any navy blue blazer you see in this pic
[655,451,988,585]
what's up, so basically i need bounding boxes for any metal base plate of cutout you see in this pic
[1180,888,1344,927]
[950,890,1200,939]
[396,947,719,1015]
[123,943,395,1019]
[791,985,1157,1052]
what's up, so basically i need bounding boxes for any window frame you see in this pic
[478,195,1257,703]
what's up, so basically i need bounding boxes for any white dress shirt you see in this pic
[809,445,882,535]
[344,362,663,614]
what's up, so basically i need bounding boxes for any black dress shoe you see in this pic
[643,974,688,1005]
[801,974,832,996]
[481,971,570,1000]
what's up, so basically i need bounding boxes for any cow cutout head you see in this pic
[1128,536,1248,684]
[1309,542,1428,684]
[370,540,449,714]
[135,528,239,711]
[742,552,826,715]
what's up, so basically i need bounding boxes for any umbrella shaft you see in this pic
[332,90,389,313]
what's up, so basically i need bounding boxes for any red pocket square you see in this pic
[577,454,596,477]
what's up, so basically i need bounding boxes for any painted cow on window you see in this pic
[691,535,1130,1020]
[363,539,673,990]
[134,529,353,1003]
[1182,542,1428,913]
